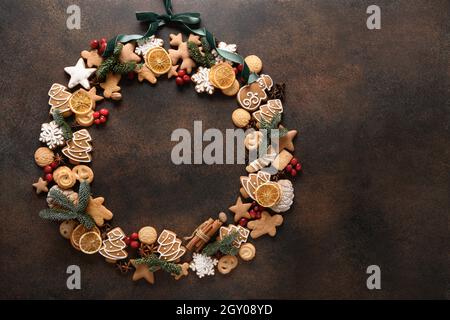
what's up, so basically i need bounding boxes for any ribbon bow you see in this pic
[103,0,257,84]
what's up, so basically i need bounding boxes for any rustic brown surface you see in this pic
[0,0,448,299]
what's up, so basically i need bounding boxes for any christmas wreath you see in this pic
[32,0,301,284]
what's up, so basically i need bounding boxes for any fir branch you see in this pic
[96,43,136,80]
[202,231,239,256]
[39,208,78,221]
[135,254,182,275]
[52,110,73,140]
[187,37,216,68]
[260,113,288,147]
[39,181,95,229]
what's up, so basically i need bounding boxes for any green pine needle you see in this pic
[202,231,239,256]
[96,43,136,80]
[135,254,182,275]
[52,110,72,140]
[187,37,216,68]
[39,181,95,229]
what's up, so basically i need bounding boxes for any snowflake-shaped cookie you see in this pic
[135,36,164,56]
[191,67,215,94]
[189,253,218,278]
[39,121,65,149]
[213,41,237,64]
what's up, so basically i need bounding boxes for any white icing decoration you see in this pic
[64,58,96,89]
[270,179,294,213]
[191,67,215,94]
[39,121,65,149]
[190,253,218,278]
[135,36,164,56]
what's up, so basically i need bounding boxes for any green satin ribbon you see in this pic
[103,0,258,84]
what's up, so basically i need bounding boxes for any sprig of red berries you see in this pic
[239,201,265,227]
[90,37,108,55]
[285,157,302,177]
[93,108,109,125]
[175,69,191,86]
[43,159,61,183]
[124,232,140,249]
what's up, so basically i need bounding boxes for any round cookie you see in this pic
[138,226,157,244]
[222,79,240,96]
[72,165,94,183]
[59,220,78,239]
[34,147,55,167]
[53,166,77,189]
[244,55,263,73]
[217,255,238,275]
[239,243,256,261]
[232,108,251,128]
[76,111,95,127]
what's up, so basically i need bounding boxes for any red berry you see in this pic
[98,42,107,55]
[130,241,140,249]
[233,67,238,74]
[130,232,139,240]
[90,39,99,49]
[50,161,59,169]
[253,205,259,212]
[177,69,186,77]
[290,158,298,166]
[94,119,101,125]
[43,165,53,174]
[124,236,131,246]
[93,111,100,119]
[99,115,107,123]
[45,173,53,182]
[296,163,302,171]
[127,72,135,80]
[249,210,256,219]
[286,164,292,172]
[290,169,297,176]
[100,37,107,44]
[239,218,248,227]
[237,64,244,72]
[182,74,190,83]
[175,77,184,86]
[100,108,109,116]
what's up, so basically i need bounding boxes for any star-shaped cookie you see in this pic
[278,128,297,152]
[64,58,96,89]
[229,196,252,222]
[83,87,104,103]
[167,64,179,79]
[247,211,283,239]
[32,177,48,194]
[130,259,155,284]
[81,49,103,67]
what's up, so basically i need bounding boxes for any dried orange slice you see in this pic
[70,224,100,251]
[255,182,281,208]
[69,89,94,115]
[209,63,235,90]
[79,231,102,254]
[145,47,172,75]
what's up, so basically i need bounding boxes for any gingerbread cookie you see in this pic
[48,83,72,117]
[53,166,76,189]
[172,262,190,280]
[217,255,238,274]
[229,196,252,222]
[119,43,141,63]
[277,127,298,152]
[72,165,94,183]
[247,211,283,239]
[34,147,54,167]
[86,197,113,227]
[253,99,283,126]
[81,49,103,67]
[138,226,157,245]
[131,259,155,284]
[99,227,128,260]
[168,33,200,73]
[238,243,256,261]
[237,74,273,111]
[157,230,186,262]
[100,73,121,98]
[61,129,93,163]
[136,64,157,84]
[240,171,271,200]
[219,225,249,248]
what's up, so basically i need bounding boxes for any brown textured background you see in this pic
[0,0,448,299]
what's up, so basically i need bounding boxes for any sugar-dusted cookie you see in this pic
[64,58,96,89]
